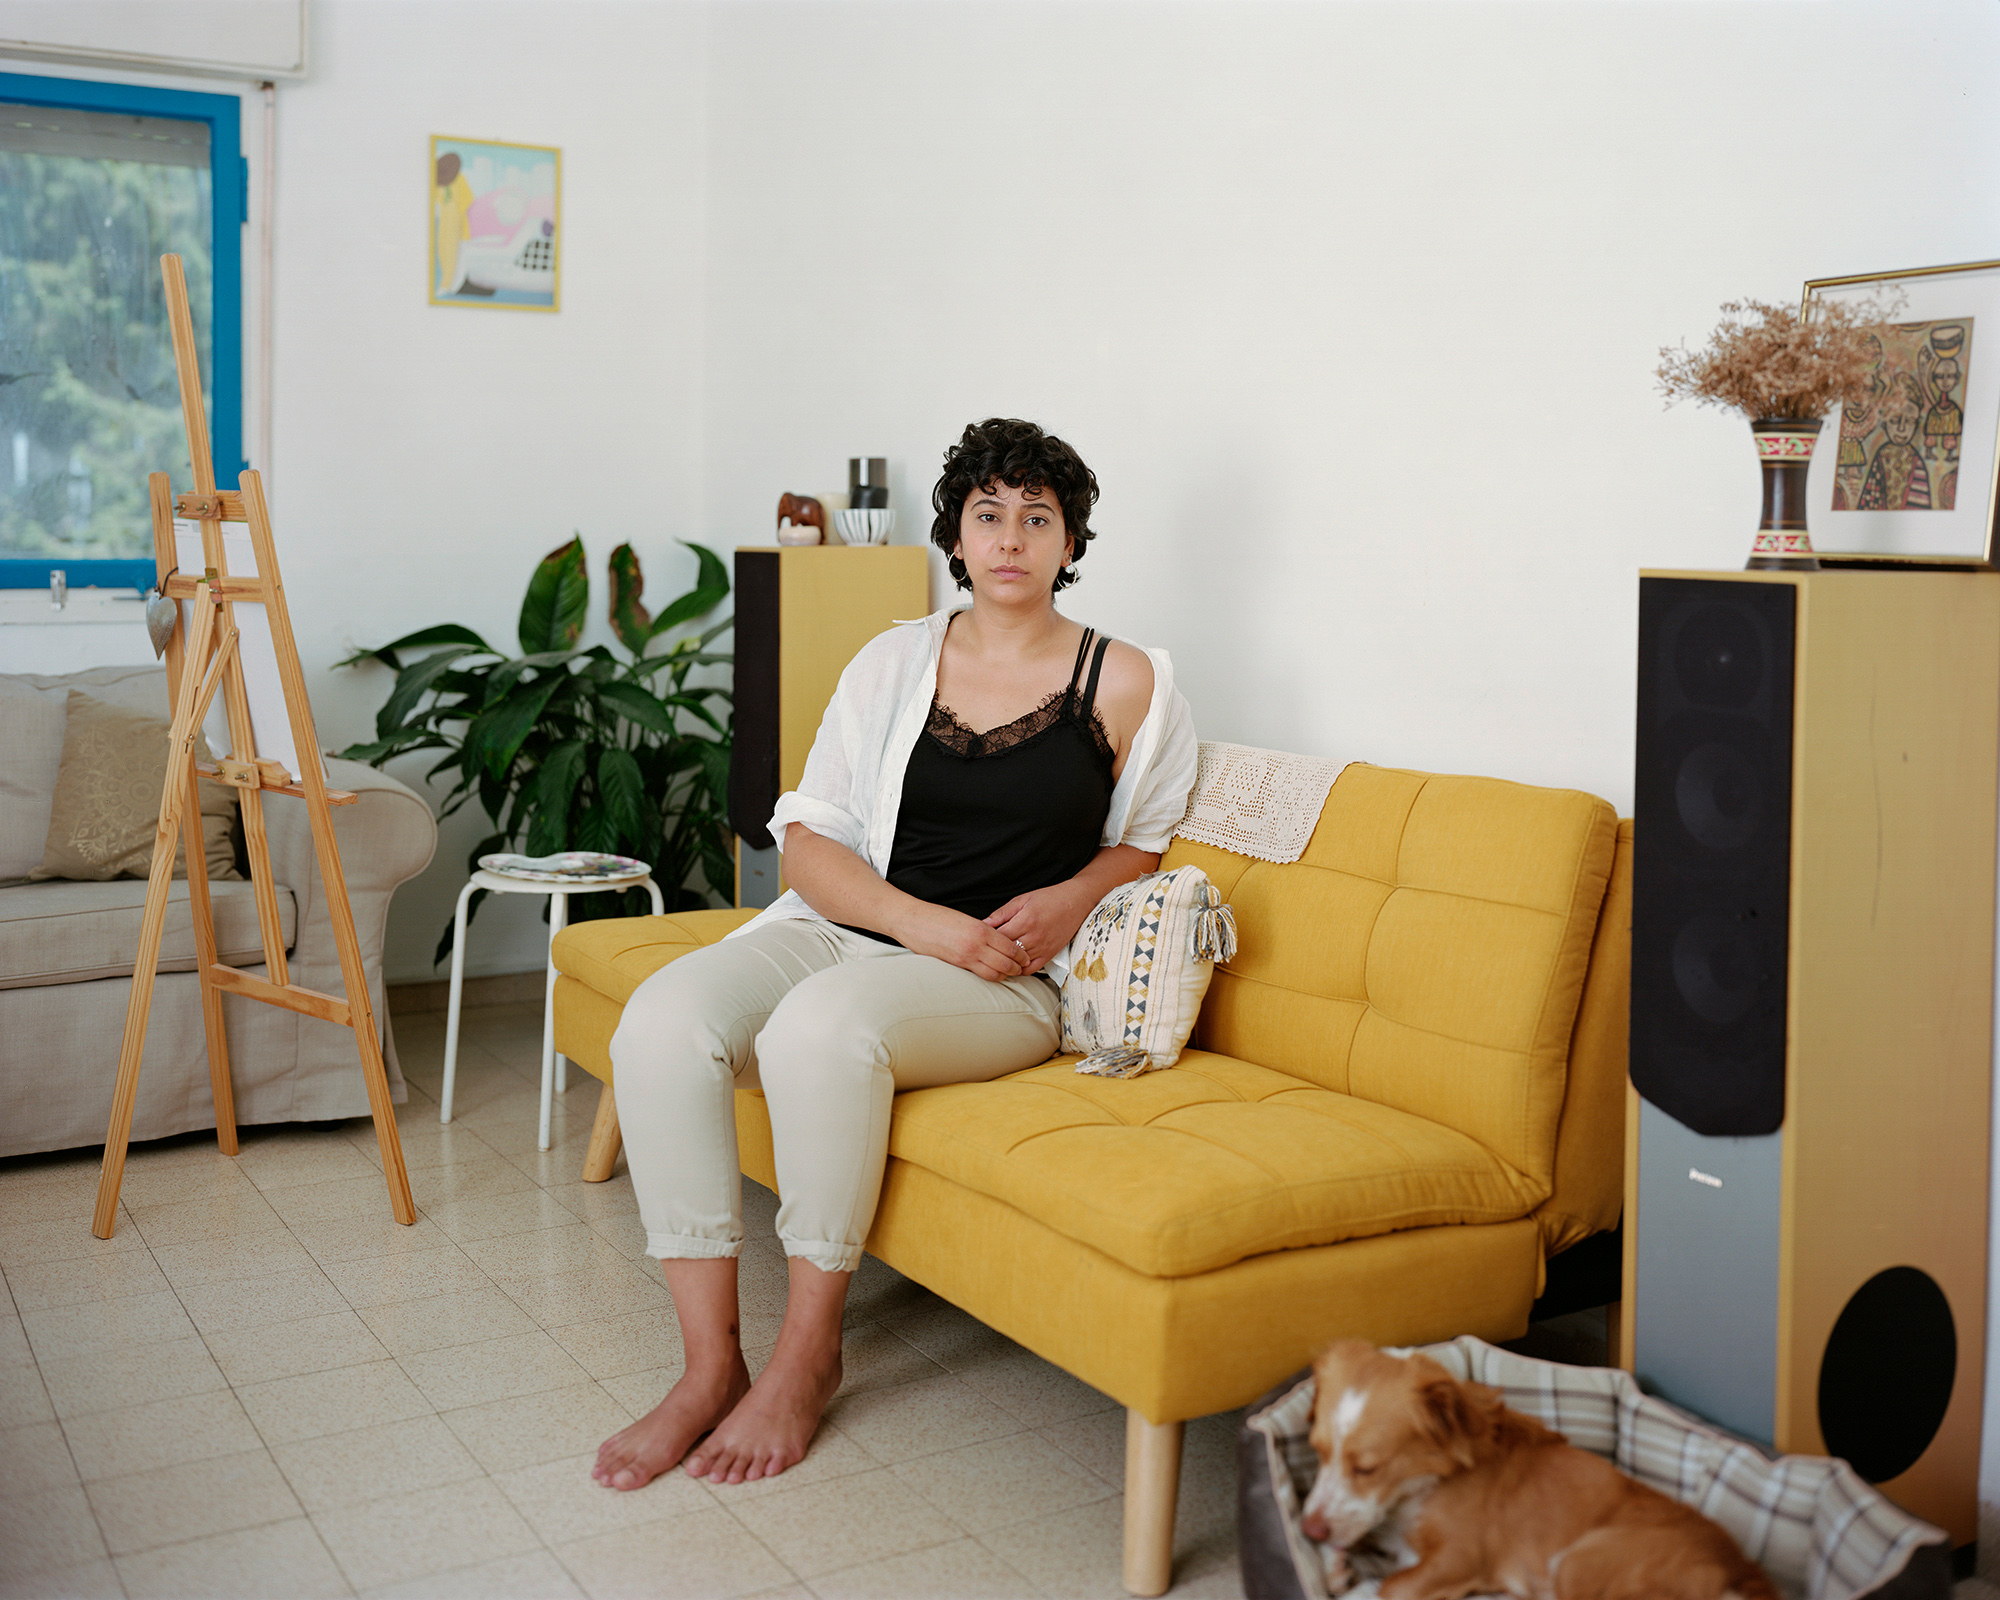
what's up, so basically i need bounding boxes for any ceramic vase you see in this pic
[1746,416,1822,572]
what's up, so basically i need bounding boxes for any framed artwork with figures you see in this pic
[429,135,560,311]
[1803,260,2000,567]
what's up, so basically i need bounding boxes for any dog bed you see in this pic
[1236,1336,1952,1600]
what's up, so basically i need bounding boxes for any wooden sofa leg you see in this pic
[1123,1409,1183,1596]
[1606,1294,1631,1371]
[583,1081,623,1182]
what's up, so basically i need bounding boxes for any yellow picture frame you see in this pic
[429,134,560,312]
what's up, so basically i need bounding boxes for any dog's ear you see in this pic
[1316,1338,1374,1372]
[1418,1377,1481,1470]
[1309,1340,1370,1404]
[1461,1380,1506,1424]
[1309,1341,1366,1457]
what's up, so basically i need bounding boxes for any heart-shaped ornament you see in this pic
[144,585,178,659]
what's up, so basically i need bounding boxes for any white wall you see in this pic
[700,0,2000,814]
[268,0,711,979]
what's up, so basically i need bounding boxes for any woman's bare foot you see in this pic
[592,1356,751,1490]
[684,1341,844,1484]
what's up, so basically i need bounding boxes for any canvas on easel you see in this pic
[91,253,414,1238]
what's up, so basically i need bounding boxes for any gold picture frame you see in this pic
[1802,259,2000,568]
[429,135,560,312]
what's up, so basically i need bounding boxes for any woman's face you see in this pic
[955,482,1071,600]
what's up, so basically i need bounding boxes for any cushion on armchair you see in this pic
[0,679,65,879]
[0,878,296,988]
[884,1052,1543,1278]
[31,691,239,883]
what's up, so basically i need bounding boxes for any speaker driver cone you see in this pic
[1671,912,1765,1026]
[1675,742,1764,852]
[1674,604,1767,709]
[1818,1266,1955,1484]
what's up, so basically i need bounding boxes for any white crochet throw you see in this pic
[1171,742,1348,864]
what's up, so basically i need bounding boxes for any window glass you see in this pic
[0,100,212,566]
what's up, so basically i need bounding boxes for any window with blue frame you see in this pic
[0,73,242,592]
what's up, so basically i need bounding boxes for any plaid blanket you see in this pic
[1239,1337,1949,1600]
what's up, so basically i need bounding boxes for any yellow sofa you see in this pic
[551,762,1632,1594]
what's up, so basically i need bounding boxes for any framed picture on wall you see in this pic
[1802,259,2000,567]
[429,135,560,311]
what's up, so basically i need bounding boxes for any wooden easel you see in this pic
[91,254,415,1238]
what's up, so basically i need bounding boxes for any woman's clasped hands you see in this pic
[894,883,1090,982]
[983,882,1093,978]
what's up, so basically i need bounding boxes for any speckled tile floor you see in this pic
[4,997,1993,1598]
[0,997,1244,1599]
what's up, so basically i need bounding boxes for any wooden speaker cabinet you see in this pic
[728,545,930,904]
[1623,568,1999,1545]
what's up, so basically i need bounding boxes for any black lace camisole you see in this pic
[847,628,1117,942]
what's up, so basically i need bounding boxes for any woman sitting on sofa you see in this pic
[593,416,1199,1490]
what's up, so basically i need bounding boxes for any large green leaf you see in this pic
[687,541,729,602]
[696,737,731,810]
[477,769,509,823]
[628,648,732,681]
[524,804,569,857]
[598,746,646,842]
[645,542,731,640]
[485,649,580,705]
[574,804,617,854]
[464,674,565,778]
[607,543,651,654]
[657,693,726,735]
[335,732,451,764]
[519,538,589,655]
[533,740,588,816]
[595,679,678,736]
[335,622,492,673]
[376,646,480,737]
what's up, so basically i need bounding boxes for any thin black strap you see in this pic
[1063,628,1094,710]
[1080,634,1112,715]
[1066,628,1093,689]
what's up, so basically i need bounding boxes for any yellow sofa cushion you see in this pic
[883,1049,1543,1279]
[1161,765,1615,1193]
[552,908,757,1007]
[739,1096,1543,1421]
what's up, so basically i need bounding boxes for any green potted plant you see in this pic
[339,537,733,962]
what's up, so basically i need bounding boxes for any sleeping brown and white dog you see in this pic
[1298,1341,1779,1600]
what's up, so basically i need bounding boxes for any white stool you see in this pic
[440,867,663,1150]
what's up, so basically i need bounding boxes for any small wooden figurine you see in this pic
[777,492,825,545]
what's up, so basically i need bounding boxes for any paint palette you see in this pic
[478,851,651,883]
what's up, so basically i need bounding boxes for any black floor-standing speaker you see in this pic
[1624,569,1999,1547]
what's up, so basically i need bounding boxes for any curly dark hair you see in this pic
[929,418,1099,592]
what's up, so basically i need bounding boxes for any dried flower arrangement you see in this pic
[1656,297,1898,421]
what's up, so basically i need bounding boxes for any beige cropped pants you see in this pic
[608,918,1062,1274]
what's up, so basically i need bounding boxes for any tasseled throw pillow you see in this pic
[1061,864,1237,1078]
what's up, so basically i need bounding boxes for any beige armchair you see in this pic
[0,664,437,1158]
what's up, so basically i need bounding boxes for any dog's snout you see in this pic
[1300,1509,1328,1542]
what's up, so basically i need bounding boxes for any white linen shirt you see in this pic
[732,607,1200,984]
